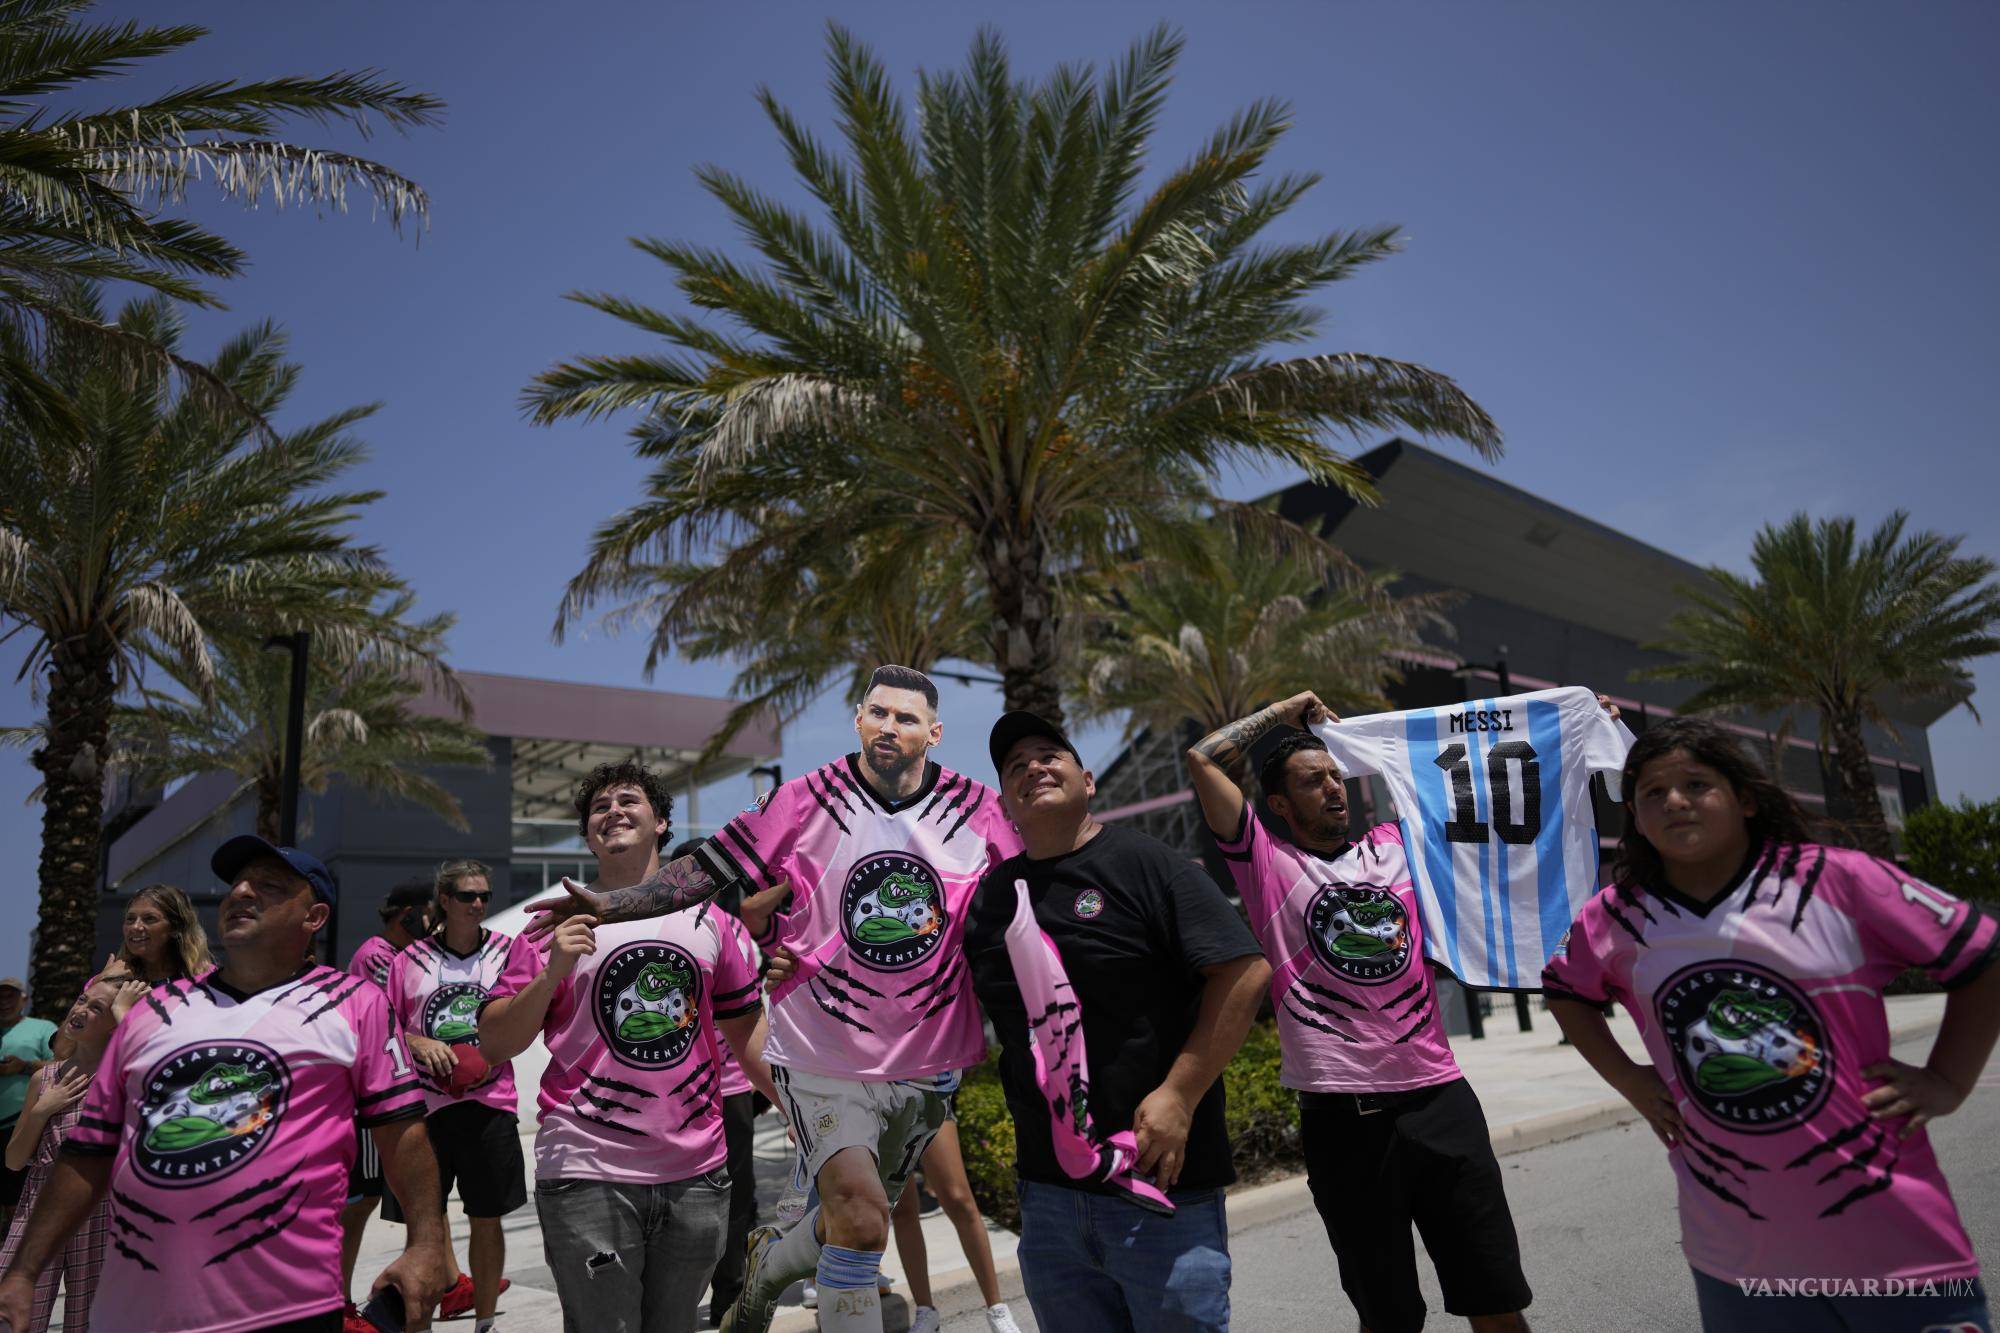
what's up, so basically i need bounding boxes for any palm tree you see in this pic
[0,1,438,411]
[1646,512,2000,857]
[561,465,988,758]
[0,289,454,1015]
[526,23,1499,725]
[114,603,490,840]
[1073,517,1457,788]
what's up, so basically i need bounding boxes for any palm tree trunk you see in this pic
[28,637,116,1021]
[979,518,1065,725]
[1829,711,1895,859]
[256,779,282,843]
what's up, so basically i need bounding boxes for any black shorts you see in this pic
[347,1124,383,1202]
[383,1101,526,1221]
[0,1160,24,1208]
[1299,1077,1531,1333]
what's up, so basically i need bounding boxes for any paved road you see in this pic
[946,1034,2000,1332]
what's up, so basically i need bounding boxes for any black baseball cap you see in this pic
[384,879,433,910]
[989,710,1080,777]
[211,835,337,905]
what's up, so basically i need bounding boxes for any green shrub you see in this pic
[1222,1019,1303,1183]
[954,1061,1021,1231]
[956,1020,1299,1231]
[1904,798,2000,905]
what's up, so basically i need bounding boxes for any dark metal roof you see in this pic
[1272,440,1957,729]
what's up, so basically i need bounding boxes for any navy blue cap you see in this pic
[211,835,337,904]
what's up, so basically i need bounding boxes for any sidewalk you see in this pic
[347,992,1950,1331]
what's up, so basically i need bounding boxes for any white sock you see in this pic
[759,1205,825,1293]
[475,1321,497,1333]
[814,1245,884,1333]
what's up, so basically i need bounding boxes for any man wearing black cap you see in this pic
[0,835,450,1333]
[965,713,1270,1333]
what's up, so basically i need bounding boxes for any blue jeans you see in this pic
[535,1171,731,1333]
[1691,1268,1990,1333]
[1016,1178,1232,1332]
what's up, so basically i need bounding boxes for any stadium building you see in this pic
[96,671,779,963]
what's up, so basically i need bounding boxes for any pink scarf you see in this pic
[1002,879,1174,1215]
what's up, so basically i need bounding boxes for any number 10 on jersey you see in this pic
[1434,741,1543,845]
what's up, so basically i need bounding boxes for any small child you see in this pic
[0,971,147,1332]
[1546,717,1999,1333]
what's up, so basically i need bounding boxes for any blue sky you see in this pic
[4,1,1997,985]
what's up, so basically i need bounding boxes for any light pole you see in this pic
[263,631,320,944]
[264,632,310,844]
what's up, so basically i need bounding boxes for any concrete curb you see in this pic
[772,1012,1949,1330]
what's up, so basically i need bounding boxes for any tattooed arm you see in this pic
[522,852,732,939]
[1186,691,1336,838]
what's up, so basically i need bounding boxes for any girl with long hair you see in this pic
[0,969,147,1330]
[1545,717,2000,1332]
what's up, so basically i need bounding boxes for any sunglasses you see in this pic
[448,890,492,904]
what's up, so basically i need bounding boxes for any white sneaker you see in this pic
[909,1308,942,1333]
[801,1284,816,1309]
[985,1303,1024,1333]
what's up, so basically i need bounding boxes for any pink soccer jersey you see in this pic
[63,966,424,1333]
[1217,815,1460,1093]
[710,911,761,1098]
[347,934,400,989]
[1542,843,1999,1284]
[694,757,1022,1082]
[386,930,521,1116]
[491,904,762,1184]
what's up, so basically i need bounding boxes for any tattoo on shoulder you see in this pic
[1194,706,1284,770]
[603,855,723,922]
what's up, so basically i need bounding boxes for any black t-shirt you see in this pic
[966,823,1262,1193]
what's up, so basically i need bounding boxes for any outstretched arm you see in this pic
[523,853,731,939]
[1186,691,1336,838]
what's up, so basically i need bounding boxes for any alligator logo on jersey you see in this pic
[134,1042,289,1187]
[1659,962,1831,1134]
[593,941,701,1070]
[422,982,487,1045]
[1304,883,1412,983]
[840,853,947,972]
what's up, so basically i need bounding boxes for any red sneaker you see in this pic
[437,1276,510,1320]
[437,1276,475,1319]
[341,1303,377,1333]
